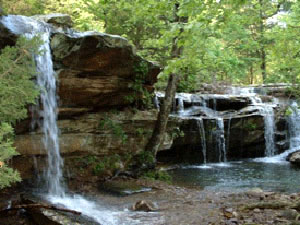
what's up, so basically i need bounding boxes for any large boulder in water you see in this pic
[286,151,300,166]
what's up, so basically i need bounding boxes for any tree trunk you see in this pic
[261,48,266,82]
[145,3,186,156]
[145,74,179,155]
[250,65,254,84]
[259,0,267,83]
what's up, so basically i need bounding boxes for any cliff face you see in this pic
[0,14,162,159]
[51,32,159,110]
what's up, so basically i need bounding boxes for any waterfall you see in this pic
[288,101,300,149]
[248,94,276,157]
[177,97,184,113]
[260,105,277,156]
[36,32,64,196]
[226,117,231,154]
[2,15,64,196]
[153,95,160,109]
[196,118,207,164]
[216,118,227,162]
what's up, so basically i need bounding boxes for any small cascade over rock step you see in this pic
[156,88,292,164]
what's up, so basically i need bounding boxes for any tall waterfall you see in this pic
[256,104,277,157]
[216,118,227,162]
[263,106,277,156]
[36,32,64,196]
[196,118,207,164]
[2,15,64,196]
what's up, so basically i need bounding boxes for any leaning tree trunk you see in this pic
[145,3,187,156]
[145,74,179,155]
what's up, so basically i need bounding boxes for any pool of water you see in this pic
[169,159,300,193]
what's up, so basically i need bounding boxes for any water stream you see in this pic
[288,101,300,149]
[216,118,227,162]
[196,118,207,164]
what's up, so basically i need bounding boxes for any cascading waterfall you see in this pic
[35,32,64,196]
[226,117,231,154]
[2,15,64,196]
[260,105,277,156]
[288,101,300,149]
[216,118,227,162]
[177,97,184,113]
[248,94,277,157]
[196,118,207,164]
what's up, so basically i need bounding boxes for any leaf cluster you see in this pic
[0,36,40,188]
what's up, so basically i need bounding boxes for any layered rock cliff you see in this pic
[0,14,293,181]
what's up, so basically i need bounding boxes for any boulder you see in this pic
[131,200,157,212]
[51,32,159,109]
[287,151,300,166]
[32,13,73,28]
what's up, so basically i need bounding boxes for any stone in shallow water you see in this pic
[287,151,300,166]
[131,200,157,212]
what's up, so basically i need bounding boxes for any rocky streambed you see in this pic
[3,179,300,225]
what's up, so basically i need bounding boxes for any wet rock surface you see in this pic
[287,151,300,166]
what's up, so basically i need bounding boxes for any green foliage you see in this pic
[1,0,45,15]
[93,154,122,175]
[0,36,40,123]
[99,115,128,144]
[285,107,293,117]
[0,123,21,189]
[134,151,155,167]
[171,127,185,139]
[244,121,257,131]
[125,61,153,108]
[6,0,300,88]
[141,169,172,183]
[0,36,40,188]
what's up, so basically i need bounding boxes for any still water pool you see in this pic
[169,159,300,193]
